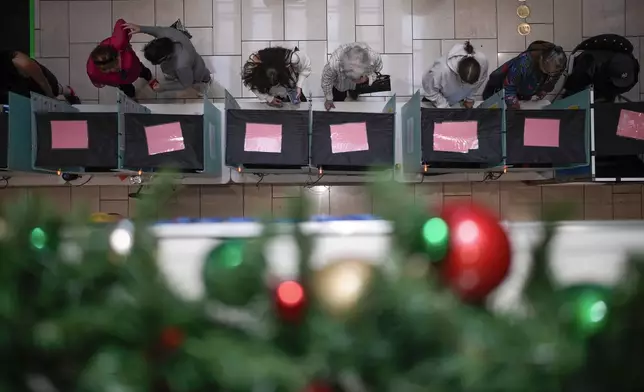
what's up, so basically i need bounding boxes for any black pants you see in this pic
[332,86,364,102]
[118,66,153,98]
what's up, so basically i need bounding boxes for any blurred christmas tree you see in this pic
[0,178,642,392]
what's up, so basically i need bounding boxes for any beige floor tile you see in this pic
[99,200,129,217]
[272,197,299,219]
[30,187,72,215]
[541,186,584,220]
[303,186,331,216]
[472,182,500,216]
[612,184,642,194]
[243,185,272,218]
[613,193,642,220]
[71,186,100,213]
[414,183,443,213]
[443,182,472,196]
[99,186,129,200]
[330,186,372,215]
[272,185,302,198]
[583,185,613,220]
[444,195,472,206]
[500,182,542,221]
[201,186,244,218]
[161,186,201,219]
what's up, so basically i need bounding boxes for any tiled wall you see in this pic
[1,183,643,221]
[34,0,644,104]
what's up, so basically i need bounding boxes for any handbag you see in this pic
[354,73,392,95]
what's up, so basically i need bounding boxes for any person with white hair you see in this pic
[321,43,383,111]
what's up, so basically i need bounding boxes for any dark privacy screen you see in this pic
[505,109,586,166]
[0,113,7,168]
[421,108,502,167]
[124,113,204,171]
[311,111,394,171]
[226,109,309,169]
[35,112,118,170]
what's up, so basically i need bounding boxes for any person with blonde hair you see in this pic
[321,43,383,111]
[422,41,488,108]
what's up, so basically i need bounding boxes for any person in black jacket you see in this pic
[562,34,640,102]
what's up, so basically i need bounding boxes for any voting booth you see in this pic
[592,101,644,181]
[32,93,118,173]
[311,97,396,173]
[120,92,222,175]
[225,91,309,172]
[399,90,503,175]
[0,111,7,170]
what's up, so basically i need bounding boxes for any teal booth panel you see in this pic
[202,97,223,175]
[7,93,38,172]
[400,91,422,174]
[546,89,592,179]
[117,90,150,171]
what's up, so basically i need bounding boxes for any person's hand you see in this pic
[324,100,335,111]
[463,100,474,109]
[536,91,547,100]
[122,23,141,36]
[296,87,302,99]
[268,97,283,107]
[355,76,368,84]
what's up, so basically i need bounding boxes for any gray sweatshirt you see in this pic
[140,25,210,89]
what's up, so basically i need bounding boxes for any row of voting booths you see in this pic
[224,92,396,175]
[400,89,590,176]
[0,91,223,177]
[0,88,642,183]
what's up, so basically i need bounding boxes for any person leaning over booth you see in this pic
[483,41,567,109]
[242,46,312,107]
[123,22,211,96]
[422,41,489,108]
[562,34,640,103]
[87,19,158,101]
[321,43,383,111]
[0,50,80,105]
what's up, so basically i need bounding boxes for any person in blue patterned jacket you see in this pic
[482,41,567,108]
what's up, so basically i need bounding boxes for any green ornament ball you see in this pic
[561,284,611,338]
[421,217,449,262]
[202,240,266,306]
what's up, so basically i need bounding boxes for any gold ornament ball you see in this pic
[518,22,531,36]
[313,259,374,316]
[516,4,530,18]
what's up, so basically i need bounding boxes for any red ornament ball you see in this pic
[440,202,511,302]
[275,280,306,322]
[160,327,185,350]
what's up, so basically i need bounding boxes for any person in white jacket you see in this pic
[242,46,312,107]
[422,41,488,109]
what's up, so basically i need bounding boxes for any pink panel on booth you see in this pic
[433,121,479,153]
[50,120,89,149]
[524,118,560,147]
[617,109,644,141]
[244,123,283,153]
[330,122,369,153]
[144,122,186,155]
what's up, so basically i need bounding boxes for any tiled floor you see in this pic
[1,183,643,221]
[34,0,644,104]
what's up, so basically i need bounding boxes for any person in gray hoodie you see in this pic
[123,22,211,95]
[422,41,488,108]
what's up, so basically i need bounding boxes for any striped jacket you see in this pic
[321,43,383,101]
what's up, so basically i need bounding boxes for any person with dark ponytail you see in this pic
[242,46,311,107]
[483,41,567,108]
[422,41,488,108]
